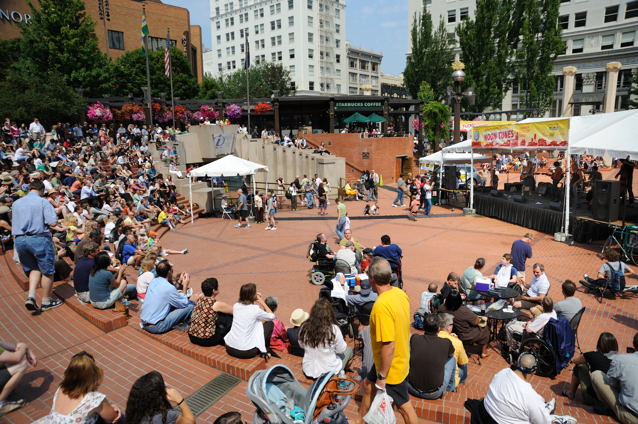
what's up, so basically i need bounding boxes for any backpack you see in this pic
[412,308,427,330]
[543,316,575,376]
[115,237,127,263]
[605,262,625,293]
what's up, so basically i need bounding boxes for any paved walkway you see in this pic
[2,189,636,423]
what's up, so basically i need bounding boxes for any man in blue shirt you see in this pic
[373,235,403,265]
[11,180,63,313]
[140,260,193,334]
[511,234,533,282]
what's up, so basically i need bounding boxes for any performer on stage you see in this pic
[615,156,635,204]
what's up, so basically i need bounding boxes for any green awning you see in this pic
[367,113,386,123]
[343,112,370,123]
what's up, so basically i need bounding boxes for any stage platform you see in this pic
[474,191,638,243]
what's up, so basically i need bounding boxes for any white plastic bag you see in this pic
[363,390,396,424]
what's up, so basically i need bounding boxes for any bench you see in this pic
[136,327,265,380]
[53,283,129,332]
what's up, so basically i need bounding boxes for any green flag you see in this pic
[141,9,149,53]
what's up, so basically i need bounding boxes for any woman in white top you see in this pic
[34,351,121,424]
[298,298,353,379]
[224,283,275,359]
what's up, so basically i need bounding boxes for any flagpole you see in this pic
[168,28,176,129]
[245,34,251,134]
[142,7,153,129]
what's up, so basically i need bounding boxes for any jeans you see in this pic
[459,364,468,384]
[408,356,456,400]
[424,198,432,215]
[336,216,347,240]
[306,192,314,208]
[143,304,194,334]
[393,190,404,206]
[15,235,56,276]
[365,188,376,201]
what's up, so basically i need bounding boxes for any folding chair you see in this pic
[222,207,234,220]
[569,307,586,353]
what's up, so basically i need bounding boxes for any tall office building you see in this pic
[407,0,638,116]
[346,42,382,95]
[204,0,348,95]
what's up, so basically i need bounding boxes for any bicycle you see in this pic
[601,224,638,265]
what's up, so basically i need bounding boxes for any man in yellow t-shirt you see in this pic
[360,258,417,424]
[437,313,469,387]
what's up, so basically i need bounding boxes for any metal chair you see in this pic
[569,307,586,353]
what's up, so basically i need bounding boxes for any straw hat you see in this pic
[0,172,14,185]
[0,205,10,215]
[289,309,309,327]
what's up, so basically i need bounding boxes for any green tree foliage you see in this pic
[512,0,565,115]
[0,39,21,82]
[629,71,638,109]
[457,0,514,112]
[418,82,451,150]
[404,9,454,100]
[199,63,295,100]
[19,0,112,96]
[111,48,199,99]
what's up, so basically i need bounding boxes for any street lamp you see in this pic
[452,64,466,145]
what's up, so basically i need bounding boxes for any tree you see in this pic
[199,63,294,100]
[629,71,638,109]
[511,0,565,115]
[404,8,454,100]
[0,39,21,82]
[19,0,112,96]
[457,0,514,112]
[111,48,199,99]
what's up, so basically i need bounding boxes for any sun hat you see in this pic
[289,309,310,327]
[0,172,14,185]
[0,205,10,214]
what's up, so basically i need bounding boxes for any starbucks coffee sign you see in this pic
[0,9,33,24]
[335,101,382,111]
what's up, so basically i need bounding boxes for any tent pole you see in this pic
[440,150,444,205]
[470,147,474,210]
[564,146,571,235]
[189,176,194,224]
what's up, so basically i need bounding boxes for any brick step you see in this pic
[2,251,29,291]
[53,283,129,332]
[135,326,265,380]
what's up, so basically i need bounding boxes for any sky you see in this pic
[162,0,408,75]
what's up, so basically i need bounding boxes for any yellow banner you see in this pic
[460,120,515,132]
[472,119,569,149]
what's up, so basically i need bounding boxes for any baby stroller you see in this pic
[248,365,357,424]
[307,241,335,285]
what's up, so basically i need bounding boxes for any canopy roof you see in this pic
[419,151,489,164]
[442,140,473,153]
[189,155,269,178]
[343,112,369,123]
[367,113,386,123]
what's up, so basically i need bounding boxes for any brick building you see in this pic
[0,0,203,82]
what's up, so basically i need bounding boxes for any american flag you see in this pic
[164,32,171,77]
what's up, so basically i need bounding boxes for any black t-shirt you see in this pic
[584,351,612,373]
[287,327,304,357]
[73,256,94,293]
[408,334,454,392]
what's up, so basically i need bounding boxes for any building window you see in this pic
[360,60,368,70]
[575,74,583,91]
[555,75,564,92]
[604,5,619,22]
[217,49,222,58]
[336,84,341,93]
[309,81,314,90]
[148,36,176,51]
[335,39,340,48]
[289,48,295,58]
[216,21,221,30]
[107,30,124,50]
[626,1,638,18]
[336,54,341,63]
[276,19,281,29]
[289,64,295,74]
[618,69,633,88]
[289,16,294,26]
[277,35,282,45]
[216,35,221,44]
[574,12,587,27]
[448,10,456,23]
[335,24,341,33]
[595,72,606,90]
[307,0,313,10]
[308,48,314,58]
[271,36,276,46]
[309,64,315,75]
[571,38,584,53]
[289,32,294,42]
[288,0,294,9]
[460,7,469,20]
[349,59,356,68]
[559,15,569,30]
[335,7,340,18]
[218,63,223,72]
[621,31,635,47]
[308,32,314,42]
[308,16,314,26]
[601,34,615,50]
[371,63,378,72]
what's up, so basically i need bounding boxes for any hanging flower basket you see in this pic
[121,103,146,122]
[197,105,217,121]
[254,103,272,114]
[225,104,242,120]
[131,111,146,122]
[86,102,113,123]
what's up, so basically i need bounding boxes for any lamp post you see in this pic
[97,0,110,55]
[452,67,465,145]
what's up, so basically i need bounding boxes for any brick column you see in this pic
[604,62,622,113]
[561,66,577,117]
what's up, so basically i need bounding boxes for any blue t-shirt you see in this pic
[510,240,532,271]
[373,244,403,264]
[122,242,137,264]
[89,269,115,302]
[73,256,94,293]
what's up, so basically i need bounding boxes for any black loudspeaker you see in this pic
[444,166,457,190]
[512,195,526,203]
[490,190,503,197]
[592,180,620,222]
[549,202,562,211]
[537,182,552,197]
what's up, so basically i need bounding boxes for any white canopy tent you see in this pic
[420,151,490,200]
[187,155,269,223]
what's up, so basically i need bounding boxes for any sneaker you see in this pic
[271,226,277,230]
[24,297,39,311]
[234,223,242,228]
[392,204,398,207]
[181,249,189,254]
[579,279,596,291]
[265,226,272,230]
[552,415,577,424]
[41,298,64,311]
[545,398,556,415]
[0,399,25,417]
[245,224,251,228]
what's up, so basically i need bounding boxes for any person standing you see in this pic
[511,234,533,283]
[234,188,250,229]
[335,198,347,240]
[393,174,406,207]
[615,156,635,204]
[422,179,433,215]
[265,190,278,231]
[28,118,45,142]
[12,180,63,313]
[360,258,417,424]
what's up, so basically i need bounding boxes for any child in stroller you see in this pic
[248,364,357,424]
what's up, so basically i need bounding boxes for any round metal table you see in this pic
[473,286,520,300]
[486,308,518,341]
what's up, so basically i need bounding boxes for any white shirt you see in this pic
[224,303,275,353]
[423,184,432,199]
[484,368,553,424]
[136,271,155,294]
[495,264,514,288]
[526,311,557,335]
[299,324,347,378]
[29,121,44,134]
[104,221,115,239]
[527,273,550,297]
[335,248,357,274]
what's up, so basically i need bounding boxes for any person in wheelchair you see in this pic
[505,296,556,353]
[308,233,336,281]
[580,248,634,297]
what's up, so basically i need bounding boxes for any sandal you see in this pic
[560,388,573,399]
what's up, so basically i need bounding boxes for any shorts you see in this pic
[269,209,277,216]
[15,235,56,276]
[0,365,10,391]
[519,299,541,310]
[367,364,410,407]
[516,270,526,279]
[239,209,249,219]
